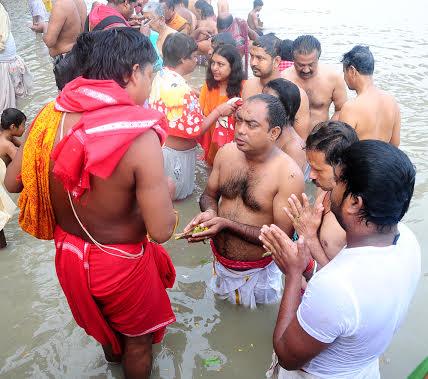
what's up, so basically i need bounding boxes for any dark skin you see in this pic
[183,100,304,262]
[5,65,176,378]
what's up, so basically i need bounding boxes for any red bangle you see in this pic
[304,258,315,274]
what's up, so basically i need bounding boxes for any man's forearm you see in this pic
[199,193,218,214]
[224,220,263,246]
[305,236,330,269]
[273,273,302,347]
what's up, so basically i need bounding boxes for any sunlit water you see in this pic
[0,0,427,378]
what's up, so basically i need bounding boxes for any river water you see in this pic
[0,0,427,378]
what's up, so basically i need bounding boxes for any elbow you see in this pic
[273,339,303,372]
[147,216,176,244]
[43,35,54,48]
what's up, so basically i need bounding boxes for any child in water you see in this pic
[0,108,26,248]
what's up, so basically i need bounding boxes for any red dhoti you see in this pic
[54,226,176,355]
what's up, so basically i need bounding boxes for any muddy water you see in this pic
[0,0,427,378]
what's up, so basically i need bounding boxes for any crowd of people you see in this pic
[0,0,422,378]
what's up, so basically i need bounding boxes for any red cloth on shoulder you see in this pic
[52,77,167,199]
[54,225,176,355]
[88,4,130,30]
[279,60,294,72]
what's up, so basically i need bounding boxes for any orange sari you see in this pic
[18,101,62,240]
[199,82,243,166]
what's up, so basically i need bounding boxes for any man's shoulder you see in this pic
[275,150,304,186]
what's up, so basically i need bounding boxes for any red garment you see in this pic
[54,225,176,355]
[223,18,249,78]
[210,240,272,270]
[279,60,294,72]
[52,77,167,199]
[212,97,243,147]
[88,4,130,30]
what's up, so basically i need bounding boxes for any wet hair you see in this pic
[143,2,164,17]
[164,0,175,10]
[306,121,359,166]
[279,39,293,61]
[246,94,286,133]
[195,1,214,18]
[342,45,375,75]
[1,108,26,130]
[163,33,197,67]
[53,50,80,90]
[211,32,236,49]
[252,34,281,58]
[217,13,233,31]
[292,35,321,58]
[338,140,415,232]
[207,44,244,98]
[264,79,300,126]
[74,29,157,88]
[253,0,263,8]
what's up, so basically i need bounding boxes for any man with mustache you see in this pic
[242,34,311,140]
[283,35,348,131]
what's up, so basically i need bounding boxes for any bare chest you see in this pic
[300,77,334,110]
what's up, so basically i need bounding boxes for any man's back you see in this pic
[44,0,86,57]
[340,87,400,145]
[298,223,421,378]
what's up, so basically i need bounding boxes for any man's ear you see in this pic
[273,55,281,69]
[346,195,363,216]
[270,125,282,141]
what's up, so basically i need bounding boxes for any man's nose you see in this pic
[309,168,317,180]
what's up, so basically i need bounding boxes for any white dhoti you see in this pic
[266,353,321,379]
[210,259,283,309]
[0,159,16,230]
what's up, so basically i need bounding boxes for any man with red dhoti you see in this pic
[5,29,177,379]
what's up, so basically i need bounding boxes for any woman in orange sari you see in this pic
[199,43,244,165]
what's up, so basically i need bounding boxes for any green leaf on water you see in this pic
[203,357,221,367]
[200,258,209,265]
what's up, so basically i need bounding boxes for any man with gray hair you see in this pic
[339,45,401,146]
[143,1,176,55]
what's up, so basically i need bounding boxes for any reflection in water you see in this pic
[0,0,427,378]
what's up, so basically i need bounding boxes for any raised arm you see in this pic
[134,130,176,243]
[331,73,348,120]
[43,1,67,49]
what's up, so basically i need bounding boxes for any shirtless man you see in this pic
[285,121,359,266]
[217,0,229,14]
[43,0,87,58]
[339,45,401,146]
[183,94,304,308]
[242,34,311,140]
[192,1,217,55]
[247,0,263,36]
[173,0,197,32]
[6,29,176,378]
[0,108,25,165]
[283,35,348,130]
[161,0,191,34]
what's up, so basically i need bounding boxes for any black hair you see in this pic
[292,35,321,58]
[339,140,415,232]
[264,79,300,126]
[217,14,233,31]
[211,32,236,49]
[342,45,374,75]
[279,39,293,61]
[194,0,207,10]
[195,1,214,18]
[53,50,80,90]
[1,108,26,130]
[207,44,244,98]
[164,0,175,9]
[253,0,263,8]
[252,34,281,58]
[162,33,197,67]
[306,121,359,166]
[246,94,286,133]
[74,29,157,88]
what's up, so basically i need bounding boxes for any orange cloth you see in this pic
[18,102,61,240]
[167,12,189,32]
[199,82,247,165]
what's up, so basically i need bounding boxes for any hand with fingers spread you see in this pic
[259,224,311,276]
[284,193,324,239]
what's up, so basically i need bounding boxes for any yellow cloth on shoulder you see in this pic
[42,0,52,13]
[18,102,61,240]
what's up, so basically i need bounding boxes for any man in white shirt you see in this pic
[260,140,421,379]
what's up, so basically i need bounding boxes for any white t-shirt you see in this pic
[297,223,421,379]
